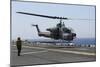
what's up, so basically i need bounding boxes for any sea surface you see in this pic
[27,38,96,45]
[72,38,96,45]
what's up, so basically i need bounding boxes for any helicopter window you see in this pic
[63,28,71,33]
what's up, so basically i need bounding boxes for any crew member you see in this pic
[16,37,22,56]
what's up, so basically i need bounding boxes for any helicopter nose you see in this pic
[72,33,76,37]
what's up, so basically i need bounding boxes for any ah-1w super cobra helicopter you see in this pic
[17,12,77,42]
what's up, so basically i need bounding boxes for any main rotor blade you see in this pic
[68,18,95,21]
[16,12,68,20]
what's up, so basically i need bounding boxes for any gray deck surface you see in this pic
[10,43,96,66]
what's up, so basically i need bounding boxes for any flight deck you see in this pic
[10,42,96,66]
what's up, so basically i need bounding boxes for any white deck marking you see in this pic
[77,48,89,50]
[47,49,95,56]
[12,50,17,52]
[12,45,95,56]
[21,50,48,55]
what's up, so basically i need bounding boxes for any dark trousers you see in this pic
[17,45,21,56]
[18,49,21,56]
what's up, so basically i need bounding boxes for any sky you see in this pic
[11,1,95,40]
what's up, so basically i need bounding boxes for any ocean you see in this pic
[72,38,96,45]
[27,38,96,45]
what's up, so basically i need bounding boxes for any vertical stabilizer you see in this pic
[32,24,40,33]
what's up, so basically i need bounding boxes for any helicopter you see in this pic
[17,12,77,42]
